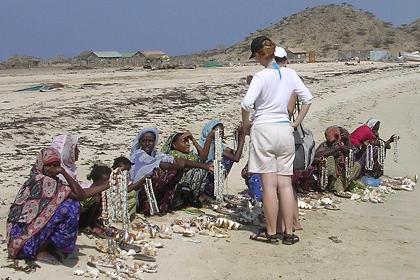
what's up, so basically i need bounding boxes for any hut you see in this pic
[133,51,170,69]
[85,51,122,66]
[5,55,41,69]
[286,48,307,63]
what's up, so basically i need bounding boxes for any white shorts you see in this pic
[248,123,295,175]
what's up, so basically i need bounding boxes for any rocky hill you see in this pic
[401,19,420,48]
[193,4,419,62]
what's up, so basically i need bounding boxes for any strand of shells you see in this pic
[144,178,159,216]
[365,144,374,171]
[393,135,399,163]
[379,140,386,170]
[102,169,131,231]
[214,127,226,202]
[319,157,328,190]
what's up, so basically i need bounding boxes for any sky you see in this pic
[0,0,419,61]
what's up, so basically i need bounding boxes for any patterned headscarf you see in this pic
[161,132,199,162]
[199,119,226,163]
[130,128,174,183]
[7,148,71,258]
[51,134,79,181]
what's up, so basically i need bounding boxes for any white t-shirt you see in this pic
[241,62,313,125]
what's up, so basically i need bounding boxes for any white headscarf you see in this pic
[366,118,380,129]
[130,128,174,183]
[50,133,79,183]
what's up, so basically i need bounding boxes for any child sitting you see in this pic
[79,164,112,233]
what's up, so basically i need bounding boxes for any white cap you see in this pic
[274,46,287,58]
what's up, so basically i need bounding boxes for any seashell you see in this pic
[126,249,137,256]
[182,228,195,237]
[86,266,100,278]
[215,218,225,228]
[350,194,361,200]
[298,200,312,209]
[172,225,186,234]
[150,241,164,248]
[135,232,145,240]
[226,220,241,230]
[320,197,333,205]
[73,270,85,276]
[149,227,157,239]
[158,225,172,239]
[142,264,158,273]
[142,244,157,257]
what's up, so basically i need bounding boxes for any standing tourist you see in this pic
[242,36,313,244]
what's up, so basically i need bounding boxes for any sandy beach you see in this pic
[0,62,419,280]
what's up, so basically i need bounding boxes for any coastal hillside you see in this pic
[194,4,419,62]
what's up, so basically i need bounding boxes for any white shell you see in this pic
[298,200,312,209]
[320,198,333,205]
[73,270,85,276]
[86,266,100,278]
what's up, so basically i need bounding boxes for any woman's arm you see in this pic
[81,181,110,198]
[315,144,349,159]
[128,177,146,192]
[223,127,246,162]
[291,104,311,128]
[60,168,86,201]
[173,158,213,172]
[199,131,215,162]
[185,131,205,161]
[242,108,251,135]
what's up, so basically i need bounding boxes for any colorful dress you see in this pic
[7,148,80,259]
[130,128,183,215]
[161,133,208,208]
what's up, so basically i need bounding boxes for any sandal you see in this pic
[249,229,279,244]
[282,231,299,245]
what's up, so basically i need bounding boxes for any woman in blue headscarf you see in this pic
[199,119,246,198]
[130,128,212,215]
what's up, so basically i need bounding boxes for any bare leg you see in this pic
[261,173,279,236]
[293,201,303,230]
[276,200,284,233]
[277,175,295,235]
[278,192,302,232]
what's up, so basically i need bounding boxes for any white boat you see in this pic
[400,51,420,62]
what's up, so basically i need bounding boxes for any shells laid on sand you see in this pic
[298,199,312,209]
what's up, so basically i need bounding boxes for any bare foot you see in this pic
[293,220,303,231]
[36,250,59,265]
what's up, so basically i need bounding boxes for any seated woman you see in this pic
[51,134,114,233]
[79,164,112,234]
[350,118,397,178]
[314,126,362,193]
[7,148,86,264]
[130,128,212,215]
[199,119,246,199]
[161,131,209,209]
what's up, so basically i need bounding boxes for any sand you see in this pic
[0,62,419,279]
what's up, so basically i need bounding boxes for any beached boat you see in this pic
[400,51,420,62]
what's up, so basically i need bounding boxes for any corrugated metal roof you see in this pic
[92,51,122,58]
[139,50,167,58]
[120,51,139,58]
